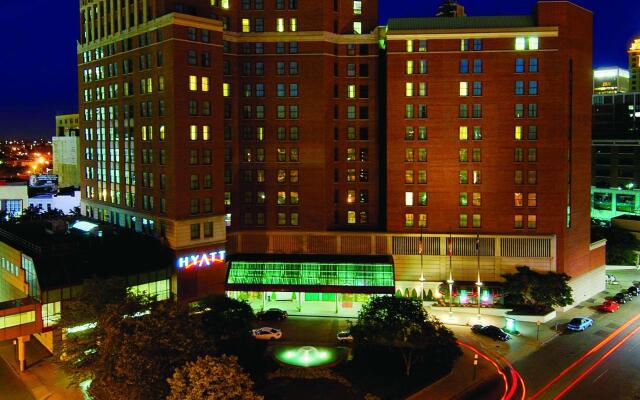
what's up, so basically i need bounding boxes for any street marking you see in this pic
[529,313,640,399]
[591,369,608,383]
[553,324,640,399]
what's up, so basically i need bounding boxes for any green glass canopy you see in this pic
[226,259,394,294]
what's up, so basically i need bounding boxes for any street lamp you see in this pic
[446,270,454,317]
[475,270,483,321]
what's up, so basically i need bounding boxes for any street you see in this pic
[0,347,34,400]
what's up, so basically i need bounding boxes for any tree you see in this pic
[88,300,213,400]
[167,355,262,400]
[196,295,255,349]
[55,277,134,384]
[592,225,640,265]
[351,296,461,377]
[502,266,573,314]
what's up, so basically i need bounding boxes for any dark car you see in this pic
[619,291,633,301]
[471,324,511,341]
[628,286,640,296]
[256,308,288,321]
[613,293,628,304]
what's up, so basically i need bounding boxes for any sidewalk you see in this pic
[407,345,496,400]
[0,339,83,400]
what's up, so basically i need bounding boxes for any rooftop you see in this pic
[0,218,173,290]
[387,15,536,31]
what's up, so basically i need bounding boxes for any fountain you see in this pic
[272,345,346,368]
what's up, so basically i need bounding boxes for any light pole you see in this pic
[419,226,425,300]
[475,234,482,321]
[447,233,454,317]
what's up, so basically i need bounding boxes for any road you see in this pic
[515,271,640,400]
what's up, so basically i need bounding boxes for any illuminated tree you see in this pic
[352,296,461,377]
[167,355,262,400]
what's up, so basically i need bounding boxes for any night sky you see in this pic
[0,0,638,139]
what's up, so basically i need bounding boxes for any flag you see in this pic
[475,234,480,252]
[447,236,453,256]
[418,237,423,255]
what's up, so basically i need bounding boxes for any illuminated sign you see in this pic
[177,250,226,269]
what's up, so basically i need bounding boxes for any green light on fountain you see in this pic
[273,345,343,368]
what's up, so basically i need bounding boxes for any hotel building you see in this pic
[77,0,604,313]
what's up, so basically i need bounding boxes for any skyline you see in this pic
[0,0,638,139]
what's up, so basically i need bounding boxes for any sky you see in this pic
[0,0,638,139]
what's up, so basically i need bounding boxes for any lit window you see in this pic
[353,0,362,14]
[527,215,537,229]
[406,40,413,53]
[459,82,468,96]
[459,214,468,228]
[514,215,523,228]
[353,21,362,34]
[459,126,468,140]
[347,85,356,98]
[190,125,198,141]
[221,0,230,9]
[405,82,413,97]
[472,170,481,184]
[202,125,210,141]
[348,211,356,224]
[515,126,523,140]
[223,83,230,97]
[405,213,414,227]
[528,193,537,207]
[459,192,468,206]
[290,18,297,32]
[189,75,197,91]
[528,37,539,50]
[405,192,414,206]
[472,214,481,228]
[276,18,285,32]
[472,192,481,207]
[277,191,286,205]
[347,190,356,203]
[515,37,526,51]
[201,76,210,92]
[406,60,414,75]
[418,214,427,227]
[514,193,523,207]
[242,18,251,32]
[459,170,468,184]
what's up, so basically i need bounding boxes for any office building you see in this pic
[629,38,640,91]
[52,113,81,188]
[78,1,603,311]
[593,67,629,94]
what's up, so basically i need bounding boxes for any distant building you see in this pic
[592,187,639,221]
[436,0,466,17]
[593,67,629,94]
[629,38,640,91]
[592,92,640,192]
[0,218,173,368]
[52,113,80,188]
[0,181,28,217]
[28,188,81,214]
[54,114,79,137]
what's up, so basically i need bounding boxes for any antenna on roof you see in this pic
[436,0,466,17]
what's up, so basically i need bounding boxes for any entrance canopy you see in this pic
[226,254,395,294]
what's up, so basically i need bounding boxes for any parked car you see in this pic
[606,274,619,285]
[599,300,620,313]
[336,331,353,342]
[567,317,593,331]
[619,291,633,301]
[471,324,511,341]
[256,308,288,321]
[252,327,282,340]
[613,293,628,304]
[628,286,640,296]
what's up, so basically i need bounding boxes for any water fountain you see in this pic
[272,345,346,368]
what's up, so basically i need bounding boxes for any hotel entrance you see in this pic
[225,254,394,317]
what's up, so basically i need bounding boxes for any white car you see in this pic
[336,331,353,342]
[252,327,282,340]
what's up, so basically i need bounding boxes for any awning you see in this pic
[226,254,395,294]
